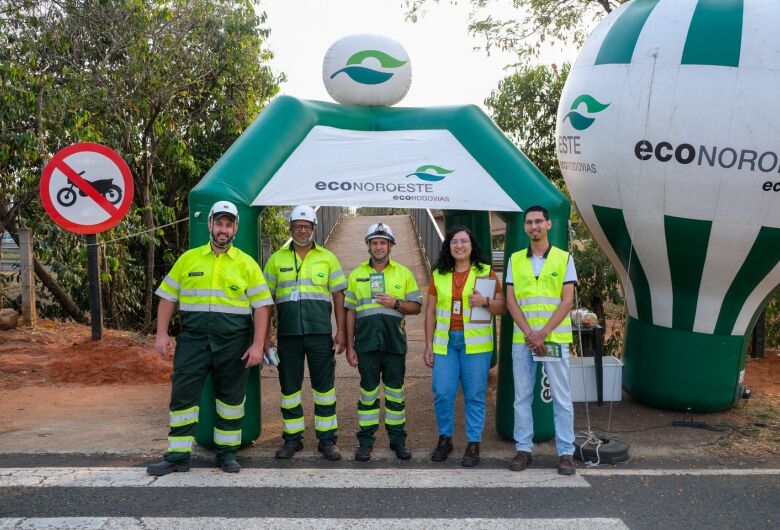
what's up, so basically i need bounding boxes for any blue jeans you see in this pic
[432,331,492,442]
[512,343,575,456]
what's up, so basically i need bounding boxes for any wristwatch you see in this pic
[394,299,401,310]
[482,296,490,308]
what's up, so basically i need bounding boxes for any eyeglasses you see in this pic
[291,224,313,232]
[450,238,471,246]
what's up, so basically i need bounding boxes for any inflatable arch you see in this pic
[187,95,569,446]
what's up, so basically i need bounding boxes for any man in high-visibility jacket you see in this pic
[505,205,578,476]
[264,206,347,461]
[345,223,422,462]
[147,201,272,476]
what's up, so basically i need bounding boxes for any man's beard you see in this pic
[211,230,235,248]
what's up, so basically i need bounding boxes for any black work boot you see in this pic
[318,439,342,461]
[354,445,373,462]
[219,458,241,473]
[146,459,190,476]
[275,439,303,459]
[461,442,480,467]
[390,443,412,461]
[431,435,453,462]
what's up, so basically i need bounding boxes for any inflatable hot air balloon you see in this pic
[557,0,780,411]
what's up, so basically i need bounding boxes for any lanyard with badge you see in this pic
[452,270,469,315]
[290,247,302,302]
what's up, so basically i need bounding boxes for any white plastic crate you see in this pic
[568,356,623,402]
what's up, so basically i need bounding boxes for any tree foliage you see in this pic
[404,0,628,61]
[485,63,568,194]
[0,0,283,328]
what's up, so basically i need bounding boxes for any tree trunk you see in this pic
[141,184,155,324]
[33,255,87,324]
[751,310,766,358]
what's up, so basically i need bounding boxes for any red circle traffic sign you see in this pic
[40,143,134,234]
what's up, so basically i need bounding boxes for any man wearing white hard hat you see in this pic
[344,222,422,461]
[147,200,273,476]
[263,206,348,461]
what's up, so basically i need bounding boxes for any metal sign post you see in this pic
[85,234,103,340]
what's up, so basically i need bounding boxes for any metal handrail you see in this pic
[410,209,444,273]
[315,206,343,245]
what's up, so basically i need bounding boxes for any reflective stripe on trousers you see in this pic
[214,428,242,447]
[169,406,199,427]
[312,387,336,406]
[315,414,338,432]
[168,436,194,453]
[216,398,245,420]
[283,417,305,434]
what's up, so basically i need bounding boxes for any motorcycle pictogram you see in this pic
[56,171,123,207]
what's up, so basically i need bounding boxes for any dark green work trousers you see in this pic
[165,334,250,463]
[356,350,407,447]
[278,334,337,442]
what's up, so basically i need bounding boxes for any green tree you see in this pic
[405,0,628,60]
[1,0,282,328]
[485,63,569,193]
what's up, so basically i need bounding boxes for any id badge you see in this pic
[290,288,300,302]
[453,300,462,315]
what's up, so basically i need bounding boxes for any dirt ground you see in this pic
[0,320,171,388]
[0,320,778,459]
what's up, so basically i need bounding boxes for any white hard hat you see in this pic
[289,205,317,225]
[365,222,395,244]
[209,201,239,222]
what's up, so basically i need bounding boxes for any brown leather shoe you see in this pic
[461,442,480,467]
[431,435,453,462]
[509,450,533,472]
[558,454,576,476]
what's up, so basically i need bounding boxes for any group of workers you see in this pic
[146,201,577,478]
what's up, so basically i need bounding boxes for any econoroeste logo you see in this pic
[405,165,453,182]
[330,49,408,85]
[562,94,610,130]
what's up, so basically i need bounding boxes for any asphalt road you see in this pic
[0,455,778,529]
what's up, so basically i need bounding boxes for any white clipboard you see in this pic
[469,277,496,323]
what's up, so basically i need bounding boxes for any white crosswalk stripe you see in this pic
[2,466,776,489]
[0,517,630,529]
[0,467,587,489]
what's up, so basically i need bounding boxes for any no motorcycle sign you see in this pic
[40,143,134,234]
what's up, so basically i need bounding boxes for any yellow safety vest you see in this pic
[264,242,347,336]
[156,243,272,315]
[432,265,494,355]
[344,259,422,354]
[510,246,572,344]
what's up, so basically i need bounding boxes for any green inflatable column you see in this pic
[187,198,263,448]
[495,212,554,442]
[443,210,497,367]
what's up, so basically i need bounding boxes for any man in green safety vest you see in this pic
[147,200,273,476]
[505,205,578,476]
[345,222,422,462]
[264,206,347,461]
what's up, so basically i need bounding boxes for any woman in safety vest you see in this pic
[423,225,505,467]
